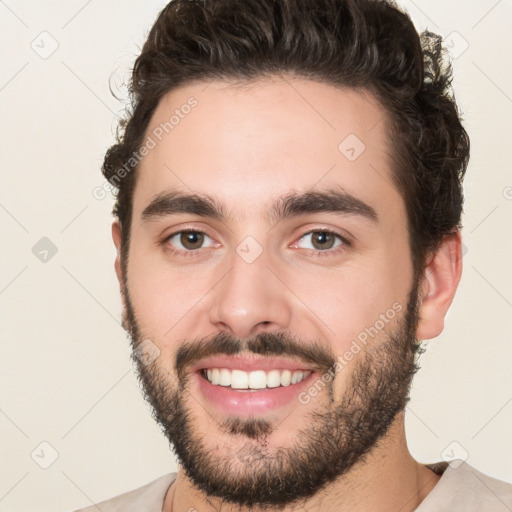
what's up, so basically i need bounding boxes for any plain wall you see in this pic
[0,1,511,511]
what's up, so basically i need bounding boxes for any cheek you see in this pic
[126,242,213,344]
[284,255,409,352]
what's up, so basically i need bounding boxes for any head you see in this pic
[105,0,468,507]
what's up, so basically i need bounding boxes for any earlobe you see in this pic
[416,232,463,341]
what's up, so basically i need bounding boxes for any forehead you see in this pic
[132,77,403,224]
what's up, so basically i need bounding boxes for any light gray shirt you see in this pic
[72,461,512,511]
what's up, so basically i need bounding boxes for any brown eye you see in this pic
[310,231,336,250]
[180,231,204,250]
[166,230,215,252]
[295,230,346,252]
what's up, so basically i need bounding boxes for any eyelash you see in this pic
[163,229,218,258]
[162,228,351,258]
[293,229,351,257]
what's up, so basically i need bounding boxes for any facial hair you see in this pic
[122,279,422,509]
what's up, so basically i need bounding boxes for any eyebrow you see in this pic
[141,191,227,223]
[272,189,378,225]
[141,188,378,225]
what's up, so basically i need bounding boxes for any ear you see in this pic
[112,220,131,332]
[111,220,124,289]
[416,232,463,340]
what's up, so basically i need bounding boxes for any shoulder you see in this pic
[71,473,177,512]
[417,461,512,511]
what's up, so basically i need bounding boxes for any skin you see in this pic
[112,77,462,511]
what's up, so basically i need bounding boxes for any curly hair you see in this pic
[103,0,469,275]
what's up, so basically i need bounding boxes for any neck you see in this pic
[163,415,440,512]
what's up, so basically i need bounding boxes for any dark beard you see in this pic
[123,280,422,509]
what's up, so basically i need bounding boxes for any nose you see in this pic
[208,247,293,338]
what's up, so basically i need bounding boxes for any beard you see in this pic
[122,277,423,509]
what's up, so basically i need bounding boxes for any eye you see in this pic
[165,230,217,252]
[294,230,347,252]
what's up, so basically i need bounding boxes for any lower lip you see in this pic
[195,371,316,415]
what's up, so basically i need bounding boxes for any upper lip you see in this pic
[189,354,314,373]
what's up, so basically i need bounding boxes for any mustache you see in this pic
[175,331,336,381]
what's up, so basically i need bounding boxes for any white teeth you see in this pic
[219,368,231,386]
[248,370,267,389]
[280,369,292,386]
[266,370,281,388]
[292,371,305,384]
[231,369,249,389]
[203,368,311,389]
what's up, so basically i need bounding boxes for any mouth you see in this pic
[190,355,317,414]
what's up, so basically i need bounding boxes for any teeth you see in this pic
[280,370,291,386]
[219,368,231,386]
[231,369,248,389]
[203,368,311,389]
[266,369,281,388]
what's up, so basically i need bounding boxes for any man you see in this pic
[76,0,512,510]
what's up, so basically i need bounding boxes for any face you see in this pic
[115,77,422,507]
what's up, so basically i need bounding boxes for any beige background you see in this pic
[1,1,511,511]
